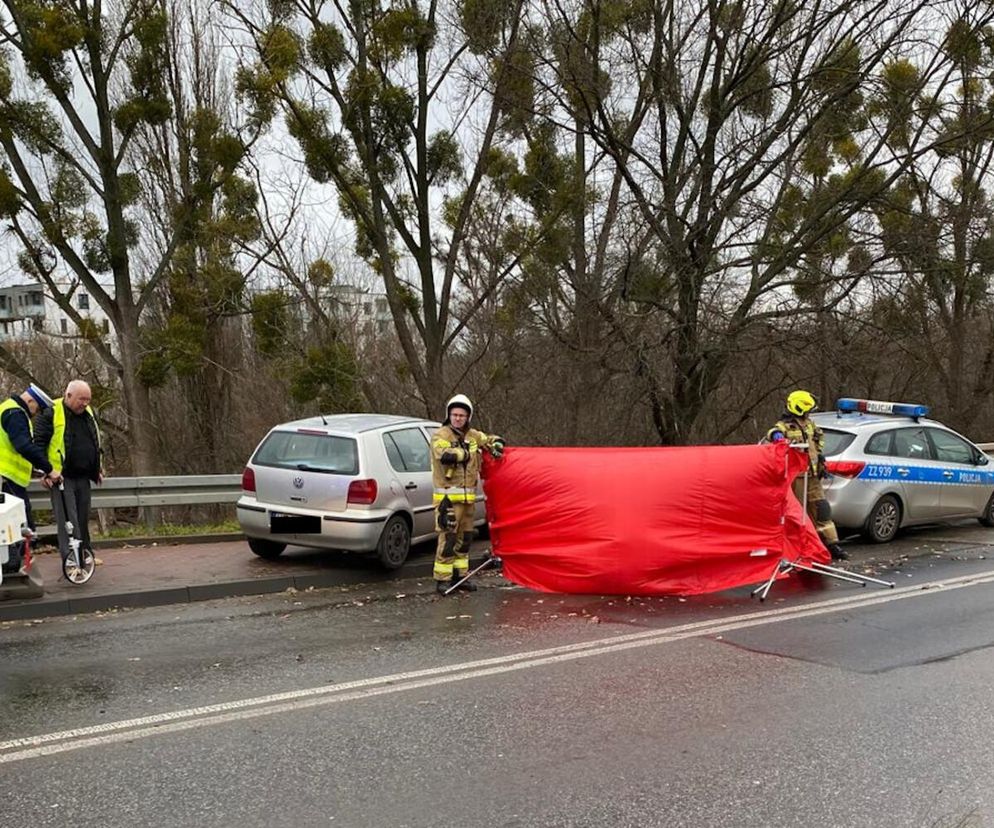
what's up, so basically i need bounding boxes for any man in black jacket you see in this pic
[34,380,103,565]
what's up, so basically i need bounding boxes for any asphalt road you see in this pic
[2,525,994,827]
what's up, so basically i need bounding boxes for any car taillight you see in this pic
[347,479,378,505]
[241,466,256,493]
[825,460,865,478]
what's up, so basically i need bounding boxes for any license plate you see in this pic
[270,512,321,534]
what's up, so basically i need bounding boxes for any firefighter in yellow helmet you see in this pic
[766,390,848,561]
[430,394,505,594]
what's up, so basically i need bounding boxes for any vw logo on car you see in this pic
[293,477,304,489]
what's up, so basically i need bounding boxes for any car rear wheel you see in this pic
[979,494,994,528]
[862,495,901,543]
[377,515,411,570]
[248,538,286,559]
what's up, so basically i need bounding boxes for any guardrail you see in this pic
[25,475,243,512]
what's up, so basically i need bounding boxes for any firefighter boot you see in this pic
[436,580,451,595]
[828,543,849,561]
[452,575,477,592]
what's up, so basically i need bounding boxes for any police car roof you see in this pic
[812,411,939,430]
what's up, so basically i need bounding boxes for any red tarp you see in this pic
[481,442,828,596]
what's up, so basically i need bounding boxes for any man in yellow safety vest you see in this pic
[33,380,103,567]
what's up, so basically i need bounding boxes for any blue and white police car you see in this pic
[814,398,994,543]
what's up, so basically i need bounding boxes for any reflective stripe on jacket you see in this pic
[433,487,477,503]
[0,398,34,487]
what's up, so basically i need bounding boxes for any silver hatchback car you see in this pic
[236,414,485,568]
[814,398,994,542]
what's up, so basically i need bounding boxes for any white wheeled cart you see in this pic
[0,490,30,587]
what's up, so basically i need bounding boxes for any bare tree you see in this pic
[0,0,254,471]
[540,0,981,443]
[225,0,571,415]
[865,2,994,431]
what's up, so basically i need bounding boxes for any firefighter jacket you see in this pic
[431,424,499,503]
[766,414,824,475]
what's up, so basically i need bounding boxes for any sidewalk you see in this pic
[0,539,440,622]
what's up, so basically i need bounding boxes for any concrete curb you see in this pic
[89,532,246,549]
[29,531,246,550]
[0,558,437,622]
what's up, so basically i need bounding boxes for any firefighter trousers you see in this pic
[434,500,475,582]
[792,474,839,545]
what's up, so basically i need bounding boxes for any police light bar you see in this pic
[836,398,929,418]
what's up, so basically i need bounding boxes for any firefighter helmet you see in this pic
[445,394,473,422]
[786,389,817,417]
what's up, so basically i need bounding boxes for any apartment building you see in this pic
[0,283,111,344]
[322,284,392,336]
[0,278,392,347]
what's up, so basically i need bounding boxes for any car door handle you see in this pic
[405,482,418,490]
[942,471,954,479]
[897,468,910,476]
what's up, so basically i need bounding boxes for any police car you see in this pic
[814,398,994,542]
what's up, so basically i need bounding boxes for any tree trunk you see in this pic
[115,309,156,475]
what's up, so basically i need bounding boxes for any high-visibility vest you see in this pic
[0,398,34,487]
[47,398,101,474]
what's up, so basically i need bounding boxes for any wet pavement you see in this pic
[3,536,994,827]
[0,519,992,622]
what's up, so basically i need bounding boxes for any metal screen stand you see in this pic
[750,557,895,602]
[751,451,895,602]
[443,555,502,595]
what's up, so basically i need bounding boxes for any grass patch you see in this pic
[95,520,242,539]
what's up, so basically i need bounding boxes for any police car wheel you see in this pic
[979,494,994,528]
[862,495,901,543]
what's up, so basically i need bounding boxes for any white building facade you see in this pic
[0,282,112,345]
[321,284,392,337]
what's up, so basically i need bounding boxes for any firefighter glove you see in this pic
[438,498,455,531]
[817,452,827,479]
[440,447,468,466]
[489,437,506,458]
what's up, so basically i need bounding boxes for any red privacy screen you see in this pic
[481,442,827,596]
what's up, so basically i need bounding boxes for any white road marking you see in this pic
[3,567,994,763]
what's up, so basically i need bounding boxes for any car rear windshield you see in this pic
[822,429,856,457]
[253,431,358,475]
